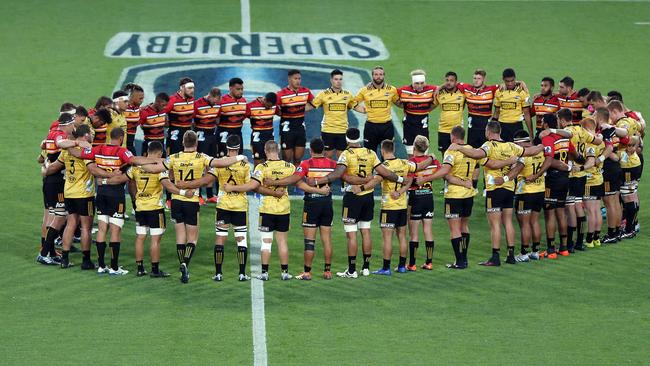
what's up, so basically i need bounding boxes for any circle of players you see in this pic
[38,66,644,283]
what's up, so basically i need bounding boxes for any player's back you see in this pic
[127,167,166,211]
[380,158,416,209]
[253,159,295,214]
[164,151,213,202]
[443,148,477,199]
[59,149,95,198]
[216,161,250,212]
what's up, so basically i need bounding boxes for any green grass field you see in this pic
[2,0,650,364]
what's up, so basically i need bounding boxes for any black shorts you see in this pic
[280,120,306,149]
[197,131,217,157]
[363,121,394,154]
[603,161,622,195]
[544,171,569,208]
[167,127,190,155]
[141,139,166,157]
[216,208,247,227]
[135,209,166,229]
[43,181,65,211]
[251,130,274,159]
[467,115,489,148]
[302,200,334,227]
[171,199,200,226]
[342,192,374,224]
[321,132,347,152]
[444,197,473,219]
[96,193,126,218]
[259,213,290,232]
[567,176,587,204]
[408,191,434,220]
[438,132,451,152]
[126,134,137,155]
[498,121,523,142]
[622,166,642,183]
[402,114,429,147]
[216,127,243,157]
[380,209,408,228]
[65,197,95,216]
[486,188,515,212]
[584,184,605,200]
[515,192,544,215]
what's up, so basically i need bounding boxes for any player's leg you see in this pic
[40,187,67,264]
[96,214,109,271]
[574,195,587,251]
[319,225,333,279]
[396,223,408,272]
[543,206,558,258]
[276,215,292,280]
[79,213,95,269]
[234,224,249,280]
[516,210,531,261]
[107,220,125,273]
[339,194,360,278]
[258,214,273,280]
[213,224,228,280]
[530,211,542,257]
[584,196,598,248]
[446,217,464,269]
[481,205,503,266]
[376,225,394,275]
[407,218,420,270]
[299,226,317,280]
[565,195,577,252]
[460,214,471,267]
[60,213,78,268]
[556,206,569,255]
[134,227,147,276]
[359,195,374,274]
[502,208,517,264]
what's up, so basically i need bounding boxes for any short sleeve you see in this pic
[57,150,67,163]
[307,90,315,102]
[585,145,596,157]
[541,137,555,157]
[479,142,491,158]
[294,160,309,178]
[391,87,399,102]
[201,153,213,167]
[406,160,417,174]
[163,156,172,170]
[347,96,358,109]
[494,91,502,107]
[251,164,263,182]
[125,167,134,180]
[158,170,169,180]
[521,90,531,107]
[371,151,381,169]
[353,89,365,103]
[311,92,323,108]
[443,152,455,166]
[79,146,97,160]
[510,142,525,157]
[119,148,134,164]
[337,151,348,166]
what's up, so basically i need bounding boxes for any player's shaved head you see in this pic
[147,141,163,155]
[557,108,573,123]
[607,100,625,112]
[183,130,198,148]
[264,140,279,155]
[486,121,501,135]
[413,135,429,153]
[593,107,609,124]
[381,139,395,153]
[110,127,125,141]
[451,125,465,140]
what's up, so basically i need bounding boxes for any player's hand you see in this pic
[305,177,317,187]
[505,156,518,165]
[272,188,285,198]
[263,178,274,186]
[184,189,195,198]
[110,169,123,177]
[317,186,331,195]
[351,185,362,194]
[176,180,188,189]
[223,183,234,193]
[416,176,428,185]
[447,143,459,151]
[538,129,551,138]
[390,191,400,200]
[494,177,505,186]
[525,175,537,183]
[77,140,92,149]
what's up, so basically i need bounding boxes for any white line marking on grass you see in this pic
[635,22,650,25]
[248,193,267,366]
[241,0,251,33]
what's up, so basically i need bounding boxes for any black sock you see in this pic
[567,225,576,249]
[151,262,159,274]
[324,263,331,272]
[281,264,288,273]
[183,243,196,265]
[109,242,120,270]
[262,264,269,273]
[214,245,224,274]
[348,256,356,273]
[532,242,540,252]
[520,243,529,255]
[62,250,70,261]
[547,237,556,252]
[382,259,390,270]
[576,216,586,247]
[586,232,594,243]
[491,248,500,260]
[398,256,406,267]
[559,235,568,251]
[237,246,247,275]
[136,260,144,272]
[624,202,636,232]
[461,233,469,264]
[425,240,435,264]
[451,237,462,264]
[82,250,91,262]
[304,265,312,273]
[594,230,600,241]
[206,187,214,198]
[507,246,515,258]
[608,227,616,237]
[176,244,186,265]
[96,241,107,267]
[408,241,418,266]
[362,254,371,270]
[42,227,59,256]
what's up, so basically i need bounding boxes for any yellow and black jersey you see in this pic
[252,159,295,215]
[354,84,398,123]
[379,158,416,210]
[435,88,465,133]
[494,86,530,123]
[616,117,641,139]
[107,110,128,147]
[565,124,596,178]
[126,167,168,211]
[442,147,477,199]
[163,151,214,202]
[516,152,545,194]
[215,161,250,212]
[312,88,357,134]
[337,147,381,196]
[480,140,525,191]
[585,142,605,186]
[57,149,95,199]
[618,149,642,169]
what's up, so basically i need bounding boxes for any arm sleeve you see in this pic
[251,164,263,183]
[119,148,134,164]
[294,160,308,178]
[541,137,555,157]
[125,167,134,180]
[311,92,323,108]
[79,146,97,160]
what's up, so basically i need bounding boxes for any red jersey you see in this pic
[542,133,575,173]
[397,85,436,116]
[218,94,249,129]
[193,97,220,131]
[139,104,167,140]
[248,99,277,131]
[164,92,194,128]
[457,83,498,117]
[557,92,582,123]
[81,144,134,196]
[408,155,440,193]
[276,86,314,125]
[124,104,141,135]
[531,94,560,129]
[294,156,337,201]
[49,120,59,131]
[43,128,68,183]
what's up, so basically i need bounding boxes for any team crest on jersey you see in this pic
[544,146,552,154]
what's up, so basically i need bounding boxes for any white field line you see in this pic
[248,192,267,366]
[241,0,251,33]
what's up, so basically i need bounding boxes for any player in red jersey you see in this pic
[194,87,221,202]
[268,138,336,280]
[139,92,169,155]
[558,76,583,123]
[164,77,195,155]
[217,78,249,157]
[396,70,436,156]
[531,77,560,143]
[248,92,278,166]
[123,83,144,155]
[276,69,314,166]
[90,97,113,146]
[456,69,500,149]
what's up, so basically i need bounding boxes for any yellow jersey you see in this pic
[354,84,398,123]
[616,117,641,138]
[107,110,128,147]
[164,151,214,202]
[480,140,525,191]
[619,149,642,169]
[126,167,168,211]
[435,88,465,133]
[442,148,477,199]
[252,159,295,215]
[379,158,416,210]
[215,161,251,212]
[565,124,596,178]
[337,147,381,196]
[57,149,95,199]
[312,88,357,134]
[494,86,530,123]
[585,142,605,186]
[516,152,545,194]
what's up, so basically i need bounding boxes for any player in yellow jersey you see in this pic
[310,69,361,159]
[493,68,532,143]
[512,130,546,262]
[433,71,465,152]
[449,121,543,266]
[107,91,129,147]
[142,130,248,283]
[353,66,399,154]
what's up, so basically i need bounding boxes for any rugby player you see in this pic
[265,138,337,280]
[579,118,609,247]
[531,77,560,142]
[353,66,399,154]
[194,87,221,203]
[164,77,195,155]
[249,92,278,166]
[107,90,128,147]
[396,70,436,156]
[492,68,532,142]
[276,69,314,165]
[217,78,248,156]
[123,83,144,155]
[433,71,465,152]
[139,93,169,154]
[557,76,583,123]
[457,69,499,149]
[90,102,112,146]
[311,69,360,159]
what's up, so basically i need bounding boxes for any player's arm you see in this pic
[375,163,402,183]
[523,106,533,138]
[576,156,597,172]
[139,161,167,173]
[414,155,435,171]
[175,173,216,189]
[161,178,195,198]
[266,174,302,187]
[539,128,572,139]
[127,180,137,204]
[494,161,524,186]
[492,106,500,121]
[521,144,544,157]
[98,170,129,184]
[296,180,330,195]
[341,174,372,185]
[321,164,347,184]
[415,164,451,185]
[352,175,382,194]
[209,154,247,168]
[484,156,518,169]
[445,174,473,189]
[450,144,488,160]
[43,160,64,176]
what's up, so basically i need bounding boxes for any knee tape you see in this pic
[235,229,247,248]
[260,232,273,252]
[304,239,316,251]
[344,224,358,233]
[216,226,229,237]
[108,217,124,228]
[358,221,371,230]
[135,226,148,235]
[97,215,110,224]
[150,228,165,236]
